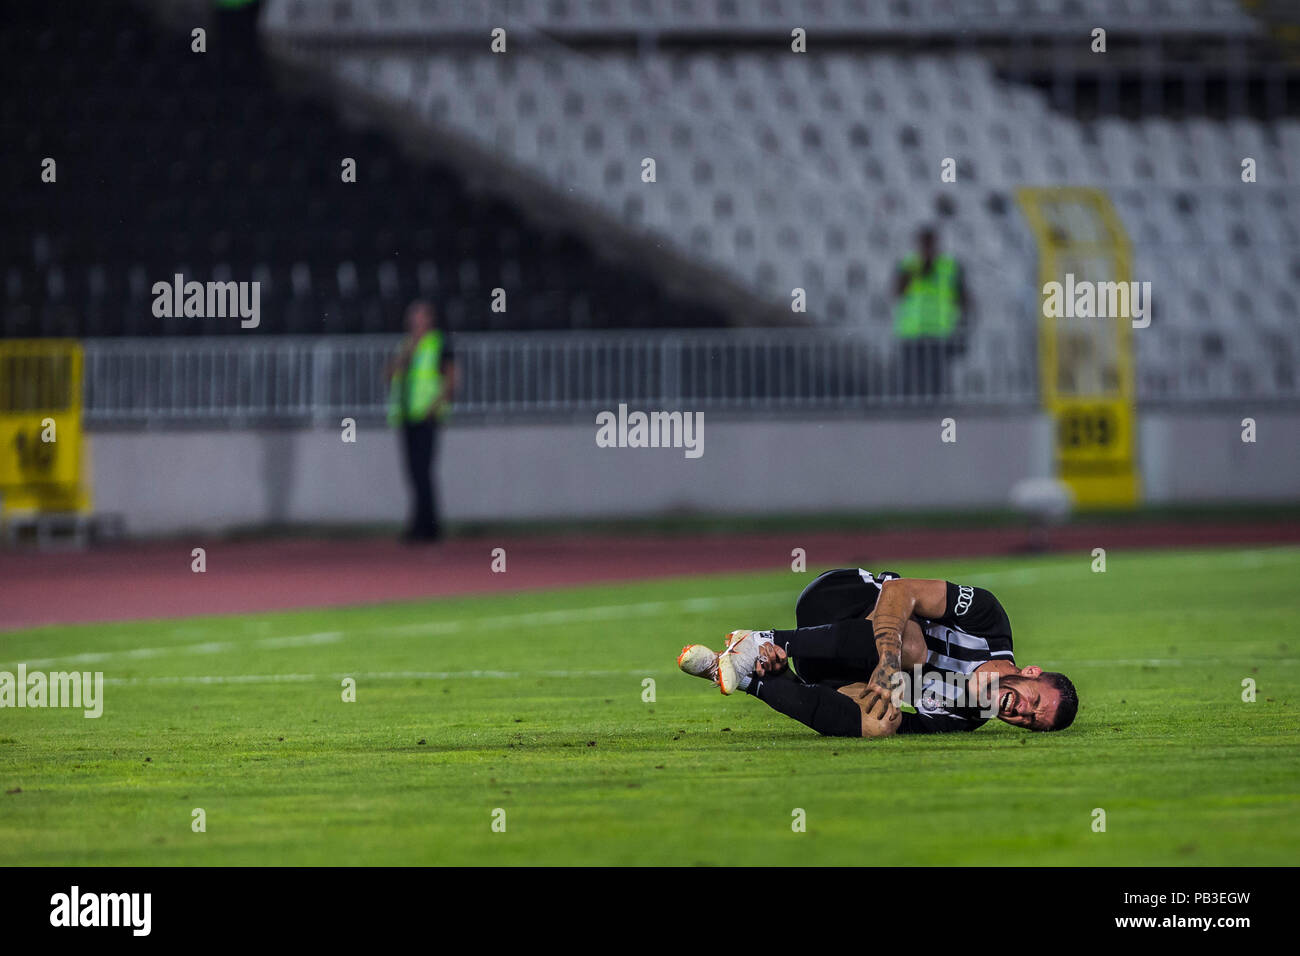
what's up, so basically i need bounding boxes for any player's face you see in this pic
[993,673,1060,731]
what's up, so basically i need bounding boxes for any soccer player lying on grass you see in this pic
[678,569,1078,737]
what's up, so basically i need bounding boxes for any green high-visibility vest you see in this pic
[894,254,961,339]
[387,331,445,425]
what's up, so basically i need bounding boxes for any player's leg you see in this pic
[679,634,887,737]
[684,623,878,693]
[742,671,864,737]
[771,619,878,681]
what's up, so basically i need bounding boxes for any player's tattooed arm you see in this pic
[868,578,948,696]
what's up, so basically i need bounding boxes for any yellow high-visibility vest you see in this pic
[387,331,445,425]
[894,254,961,339]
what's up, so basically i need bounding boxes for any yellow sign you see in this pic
[1017,188,1140,508]
[0,340,89,513]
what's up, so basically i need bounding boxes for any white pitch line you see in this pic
[3,593,784,668]
[102,668,667,686]
[8,631,347,668]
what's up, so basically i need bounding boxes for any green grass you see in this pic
[1,546,1298,865]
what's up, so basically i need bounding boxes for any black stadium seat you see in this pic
[0,0,724,338]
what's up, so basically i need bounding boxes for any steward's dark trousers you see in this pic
[898,338,947,400]
[401,420,441,540]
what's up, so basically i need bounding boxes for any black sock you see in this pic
[773,620,877,674]
[747,675,862,737]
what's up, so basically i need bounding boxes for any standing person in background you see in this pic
[892,226,969,401]
[387,300,456,543]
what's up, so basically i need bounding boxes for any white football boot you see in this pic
[716,630,773,695]
[677,644,719,685]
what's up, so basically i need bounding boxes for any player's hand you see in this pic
[859,688,901,738]
[754,642,787,677]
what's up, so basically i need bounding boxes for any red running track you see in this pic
[2,521,1298,631]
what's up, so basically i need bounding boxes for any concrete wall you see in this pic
[85,409,1297,536]
[1139,408,1300,504]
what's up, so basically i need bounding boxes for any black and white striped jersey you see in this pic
[792,568,1015,734]
[898,581,1015,735]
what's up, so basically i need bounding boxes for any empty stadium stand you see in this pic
[264,0,1260,40]
[4,0,1298,402]
[264,0,1300,399]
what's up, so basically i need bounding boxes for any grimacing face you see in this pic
[993,669,1064,731]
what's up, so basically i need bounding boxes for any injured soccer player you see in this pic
[677,570,1078,737]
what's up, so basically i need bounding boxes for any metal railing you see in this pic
[77,325,1300,427]
[79,328,1040,426]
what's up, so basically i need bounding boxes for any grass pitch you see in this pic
[2,546,1297,866]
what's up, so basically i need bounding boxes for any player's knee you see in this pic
[793,571,836,627]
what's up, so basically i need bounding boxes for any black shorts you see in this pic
[789,568,900,686]
[795,568,899,628]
